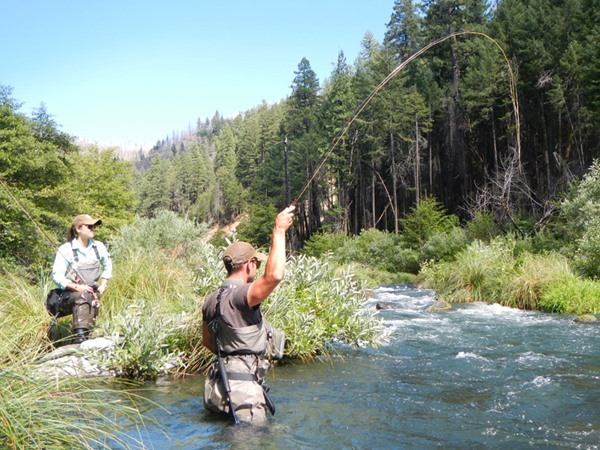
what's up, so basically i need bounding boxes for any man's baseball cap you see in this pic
[72,214,102,227]
[223,241,267,265]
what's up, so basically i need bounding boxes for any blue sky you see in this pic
[2,1,394,151]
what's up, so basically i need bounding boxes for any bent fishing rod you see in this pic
[290,31,520,207]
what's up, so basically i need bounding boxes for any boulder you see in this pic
[426,300,452,313]
[376,301,400,310]
[31,337,118,379]
[574,314,598,324]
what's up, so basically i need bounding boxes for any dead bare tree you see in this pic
[466,149,554,236]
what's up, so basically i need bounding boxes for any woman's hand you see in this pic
[70,283,94,294]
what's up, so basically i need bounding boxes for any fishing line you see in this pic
[0,177,61,250]
[291,31,520,206]
[0,177,86,282]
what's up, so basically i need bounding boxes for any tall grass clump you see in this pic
[0,368,151,449]
[540,274,600,314]
[0,270,51,359]
[504,252,573,310]
[261,255,383,360]
[418,236,517,303]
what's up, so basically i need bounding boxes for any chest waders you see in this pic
[209,288,276,424]
[63,243,101,343]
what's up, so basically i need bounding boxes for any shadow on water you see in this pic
[120,284,600,449]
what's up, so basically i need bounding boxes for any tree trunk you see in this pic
[390,131,399,234]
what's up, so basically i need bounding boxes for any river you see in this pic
[121,284,600,449]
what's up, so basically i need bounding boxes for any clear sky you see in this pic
[2,0,394,151]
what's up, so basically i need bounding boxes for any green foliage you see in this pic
[64,147,137,234]
[301,229,350,258]
[466,211,502,242]
[0,97,72,269]
[261,255,383,360]
[420,226,469,263]
[0,98,137,273]
[0,267,151,449]
[540,275,600,314]
[99,302,184,380]
[0,370,149,449]
[236,202,278,250]
[559,160,600,278]
[400,197,460,248]
[109,210,208,259]
[335,228,420,274]
[94,212,213,378]
[506,252,573,310]
[419,236,517,303]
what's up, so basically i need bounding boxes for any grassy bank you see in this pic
[1,211,383,376]
[417,236,600,314]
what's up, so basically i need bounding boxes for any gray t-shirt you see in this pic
[202,281,262,328]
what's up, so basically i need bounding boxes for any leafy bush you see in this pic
[466,211,502,242]
[99,302,184,380]
[261,255,383,360]
[558,159,600,278]
[110,210,208,259]
[302,229,350,258]
[572,218,600,279]
[335,228,419,274]
[540,275,600,314]
[420,226,469,263]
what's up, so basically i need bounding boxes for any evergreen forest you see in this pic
[1,0,599,271]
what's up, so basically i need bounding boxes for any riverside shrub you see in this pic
[559,159,600,278]
[506,252,572,310]
[419,236,516,303]
[540,275,600,314]
[261,255,383,359]
[420,227,469,263]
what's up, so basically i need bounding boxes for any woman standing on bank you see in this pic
[51,214,112,343]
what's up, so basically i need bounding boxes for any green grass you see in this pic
[540,274,600,314]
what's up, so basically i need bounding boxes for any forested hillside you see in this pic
[1,0,598,270]
[135,0,599,246]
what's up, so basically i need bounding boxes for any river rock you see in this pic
[31,336,118,379]
[574,314,598,324]
[376,301,400,310]
[426,300,452,313]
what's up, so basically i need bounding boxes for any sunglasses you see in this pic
[250,258,262,269]
[84,224,96,230]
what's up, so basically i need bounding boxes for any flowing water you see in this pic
[123,284,600,449]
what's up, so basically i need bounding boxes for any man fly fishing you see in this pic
[202,205,294,423]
